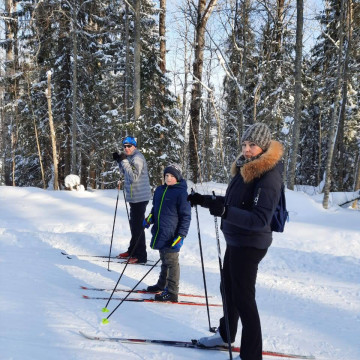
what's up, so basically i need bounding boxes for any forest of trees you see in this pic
[0,0,359,209]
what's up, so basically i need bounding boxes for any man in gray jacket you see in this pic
[113,136,152,263]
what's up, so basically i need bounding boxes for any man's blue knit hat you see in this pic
[122,136,137,147]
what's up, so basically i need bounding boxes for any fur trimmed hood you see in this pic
[230,140,284,183]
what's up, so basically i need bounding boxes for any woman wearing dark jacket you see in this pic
[188,123,283,360]
[144,164,191,302]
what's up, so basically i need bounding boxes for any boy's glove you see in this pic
[187,192,205,207]
[143,213,153,228]
[171,235,184,249]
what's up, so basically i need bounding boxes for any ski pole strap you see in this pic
[172,235,183,247]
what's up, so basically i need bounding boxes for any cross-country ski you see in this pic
[82,294,222,307]
[61,251,157,266]
[80,285,213,298]
[79,331,315,359]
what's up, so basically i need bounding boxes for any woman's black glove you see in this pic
[187,192,205,207]
[208,197,227,217]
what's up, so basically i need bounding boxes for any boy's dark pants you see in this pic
[218,245,267,360]
[157,250,179,295]
[127,201,148,262]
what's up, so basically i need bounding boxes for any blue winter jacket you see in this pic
[149,179,191,252]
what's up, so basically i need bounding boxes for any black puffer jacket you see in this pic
[221,140,283,249]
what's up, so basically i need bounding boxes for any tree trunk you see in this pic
[157,0,167,184]
[287,0,304,190]
[188,0,218,183]
[275,0,285,51]
[71,6,78,174]
[3,0,16,185]
[159,0,166,75]
[181,19,190,176]
[317,113,322,187]
[46,71,59,190]
[353,152,360,209]
[332,0,353,191]
[124,3,130,123]
[26,74,46,189]
[133,0,141,122]
[0,90,4,185]
[322,0,346,209]
[232,0,250,145]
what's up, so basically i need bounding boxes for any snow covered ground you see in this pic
[0,185,359,360]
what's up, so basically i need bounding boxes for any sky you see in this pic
[165,0,325,96]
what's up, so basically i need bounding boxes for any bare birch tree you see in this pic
[46,71,59,190]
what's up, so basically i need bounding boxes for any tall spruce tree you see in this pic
[223,0,256,174]
[307,0,359,196]
[255,0,295,141]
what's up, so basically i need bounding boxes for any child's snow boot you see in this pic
[154,289,178,302]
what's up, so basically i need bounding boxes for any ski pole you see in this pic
[191,188,216,333]
[123,182,130,225]
[212,191,232,360]
[102,229,145,311]
[102,258,161,323]
[107,181,121,271]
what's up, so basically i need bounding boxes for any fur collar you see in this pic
[230,140,284,183]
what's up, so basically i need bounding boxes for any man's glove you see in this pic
[208,197,227,217]
[143,213,153,228]
[187,192,205,207]
[113,152,120,161]
[171,235,184,249]
[113,152,127,162]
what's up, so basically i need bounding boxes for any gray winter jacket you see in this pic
[118,149,152,203]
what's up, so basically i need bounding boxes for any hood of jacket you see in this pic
[230,140,283,183]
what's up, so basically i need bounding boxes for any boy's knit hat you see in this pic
[164,163,182,181]
[241,123,271,150]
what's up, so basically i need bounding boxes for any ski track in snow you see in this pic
[0,185,359,360]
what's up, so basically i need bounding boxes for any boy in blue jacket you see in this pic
[143,164,191,302]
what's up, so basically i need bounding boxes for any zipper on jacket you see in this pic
[254,188,261,206]
[152,186,169,249]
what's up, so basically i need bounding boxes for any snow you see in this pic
[64,174,82,191]
[0,185,359,360]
